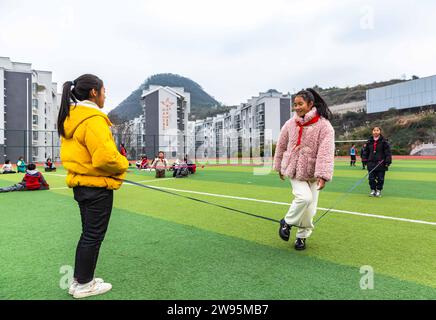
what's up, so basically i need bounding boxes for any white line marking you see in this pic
[43,173,68,177]
[137,185,436,226]
[43,173,436,226]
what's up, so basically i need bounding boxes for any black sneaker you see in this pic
[294,238,306,250]
[279,219,291,241]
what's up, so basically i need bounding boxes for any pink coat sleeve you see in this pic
[273,120,290,172]
[315,122,335,181]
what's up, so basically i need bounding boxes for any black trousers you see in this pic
[73,186,113,284]
[368,169,386,191]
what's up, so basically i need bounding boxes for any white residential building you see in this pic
[190,89,292,162]
[0,57,60,163]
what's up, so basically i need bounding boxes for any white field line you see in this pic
[140,185,436,227]
[44,173,436,226]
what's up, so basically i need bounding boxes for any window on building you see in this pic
[33,131,38,141]
[32,115,38,125]
[32,99,38,109]
[32,83,37,94]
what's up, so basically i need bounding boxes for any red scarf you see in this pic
[373,136,380,153]
[295,115,320,147]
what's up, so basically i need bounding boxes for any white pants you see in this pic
[284,179,320,239]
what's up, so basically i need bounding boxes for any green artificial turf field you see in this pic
[0,159,435,300]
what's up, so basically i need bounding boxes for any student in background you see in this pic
[362,127,392,197]
[17,156,26,173]
[0,163,49,192]
[185,155,196,174]
[153,151,168,178]
[45,158,57,172]
[120,143,127,157]
[349,144,357,166]
[140,156,149,169]
[2,159,16,174]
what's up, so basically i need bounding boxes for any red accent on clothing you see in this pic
[295,115,321,147]
[120,147,127,157]
[189,163,197,173]
[140,159,148,168]
[23,172,46,190]
[373,140,378,153]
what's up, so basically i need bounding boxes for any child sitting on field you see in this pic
[153,151,168,178]
[16,156,26,173]
[44,158,57,172]
[2,160,16,174]
[0,163,49,193]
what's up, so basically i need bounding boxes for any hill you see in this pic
[312,79,407,106]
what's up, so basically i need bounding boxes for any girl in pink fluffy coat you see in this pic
[273,88,335,250]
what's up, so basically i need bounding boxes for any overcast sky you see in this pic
[1,0,435,113]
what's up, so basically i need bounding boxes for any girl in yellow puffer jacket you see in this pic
[57,74,129,299]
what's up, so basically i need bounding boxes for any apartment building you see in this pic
[0,57,59,163]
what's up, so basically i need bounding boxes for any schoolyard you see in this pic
[0,159,435,299]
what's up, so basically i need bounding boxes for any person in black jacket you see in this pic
[362,127,392,197]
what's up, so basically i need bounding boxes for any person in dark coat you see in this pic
[362,127,392,197]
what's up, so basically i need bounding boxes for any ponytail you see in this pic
[57,81,74,137]
[295,88,332,120]
[57,74,104,137]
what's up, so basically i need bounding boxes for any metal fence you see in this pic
[111,132,272,164]
[0,129,61,164]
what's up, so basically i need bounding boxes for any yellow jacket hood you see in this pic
[63,101,112,139]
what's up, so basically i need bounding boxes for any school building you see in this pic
[366,75,436,113]
[0,57,60,163]
[141,85,190,158]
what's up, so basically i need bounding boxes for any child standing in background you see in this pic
[349,144,357,166]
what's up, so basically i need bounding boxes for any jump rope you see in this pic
[118,160,385,227]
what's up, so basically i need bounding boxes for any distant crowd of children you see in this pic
[0,159,50,193]
[2,157,56,174]
[133,151,196,178]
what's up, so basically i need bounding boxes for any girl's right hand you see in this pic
[279,172,285,181]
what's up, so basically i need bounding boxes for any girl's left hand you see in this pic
[317,178,326,190]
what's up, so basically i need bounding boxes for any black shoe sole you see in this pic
[279,219,290,242]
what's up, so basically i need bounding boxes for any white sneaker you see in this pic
[375,190,381,197]
[72,279,112,299]
[68,278,104,295]
[369,190,376,197]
